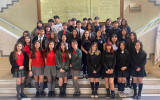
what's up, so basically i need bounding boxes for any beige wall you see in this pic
[124,0,160,31]
[0,0,38,34]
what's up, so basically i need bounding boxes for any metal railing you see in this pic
[135,17,160,37]
[0,17,23,37]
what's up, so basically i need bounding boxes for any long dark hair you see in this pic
[45,24,52,33]
[118,41,126,52]
[94,30,103,41]
[86,23,95,32]
[47,31,58,45]
[121,19,128,28]
[31,40,43,59]
[24,35,31,50]
[37,20,44,29]
[59,41,68,60]
[135,40,143,52]
[82,31,91,46]
[129,32,137,43]
[45,41,56,58]
[13,42,24,61]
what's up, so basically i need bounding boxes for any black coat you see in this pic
[116,50,130,77]
[17,37,25,45]
[130,50,147,77]
[32,35,47,49]
[87,51,101,73]
[9,51,29,74]
[109,27,121,39]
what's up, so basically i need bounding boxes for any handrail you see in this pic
[0,17,23,32]
[135,17,160,33]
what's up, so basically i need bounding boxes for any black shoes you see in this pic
[35,92,39,98]
[48,91,52,97]
[39,91,46,97]
[73,92,80,97]
[133,94,137,99]
[20,93,27,98]
[111,90,115,99]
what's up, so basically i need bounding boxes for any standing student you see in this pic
[52,15,63,34]
[105,18,113,34]
[45,31,58,49]
[76,20,85,39]
[67,18,77,32]
[117,42,130,98]
[81,18,88,30]
[44,41,57,97]
[17,31,30,45]
[94,17,101,33]
[29,40,45,97]
[102,42,116,99]
[31,21,44,39]
[111,34,119,53]
[94,30,106,52]
[87,42,101,98]
[24,35,32,88]
[126,32,137,88]
[101,25,110,42]
[68,19,72,27]
[32,27,47,50]
[109,21,121,39]
[81,31,92,78]
[45,24,52,38]
[71,29,81,49]
[88,18,92,23]
[69,40,82,97]
[48,19,54,31]
[58,22,71,43]
[57,35,71,51]
[120,19,131,34]
[9,42,29,100]
[131,41,147,99]
[117,17,122,28]
[119,28,129,43]
[55,41,69,97]
[86,23,96,42]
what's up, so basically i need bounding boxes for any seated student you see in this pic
[58,22,71,43]
[71,29,81,49]
[109,21,121,39]
[67,18,77,32]
[131,41,147,99]
[32,27,47,50]
[81,31,92,78]
[68,19,72,27]
[105,18,113,34]
[52,15,63,34]
[57,35,71,51]
[55,41,69,97]
[48,19,54,31]
[94,16,101,33]
[119,28,129,43]
[102,42,116,99]
[86,23,96,42]
[17,31,30,45]
[44,41,57,97]
[87,42,101,98]
[76,20,84,39]
[31,21,44,39]
[45,24,52,38]
[88,18,92,23]
[94,30,106,52]
[101,25,110,42]
[117,17,122,28]
[29,40,45,97]
[24,35,32,88]
[81,18,88,30]
[117,42,130,98]
[9,42,29,100]
[120,19,131,34]
[45,31,58,49]
[69,40,82,97]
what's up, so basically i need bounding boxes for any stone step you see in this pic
[1,84,160,95]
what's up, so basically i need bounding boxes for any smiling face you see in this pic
[46,27,50,32]
[84,31,89,38]
[135,42,141,51]
[72,30,77,36]
[72,42,78,50]
[96,31,101,37]
[17,44,23,51]
[130,33,135,40]
[92,43,97,52]
[25,36,30,43]
[112,36,117,43]
[120,43,125,51]
[49,42,54,50]
[62,35,67,42]
[60,43,65,51]
[122,29,127,36]
[37,22,42,27]
[39,29,45,36]
[35,42,40,49]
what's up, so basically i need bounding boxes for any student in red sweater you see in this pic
[9,42,29,100]
[29,40,45,97]
[44,41,57,97]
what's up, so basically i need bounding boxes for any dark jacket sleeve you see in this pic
[23,51,29,72]
[102,51,108,71]
[9,52,19,74]
[112,55,116,69]
[96,53,101,72]
[139,51,147,69]
[87,54,95,72]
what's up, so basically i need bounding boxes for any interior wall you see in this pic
[124,0,160,32]
[0,0,38,34]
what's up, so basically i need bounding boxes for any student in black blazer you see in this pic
[131,41,147,99]
[86,23,96,42]
[9,42,29,100]
[32,27,47,50]
[17,31,30,45]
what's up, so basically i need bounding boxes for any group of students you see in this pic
[9,15,147,100]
